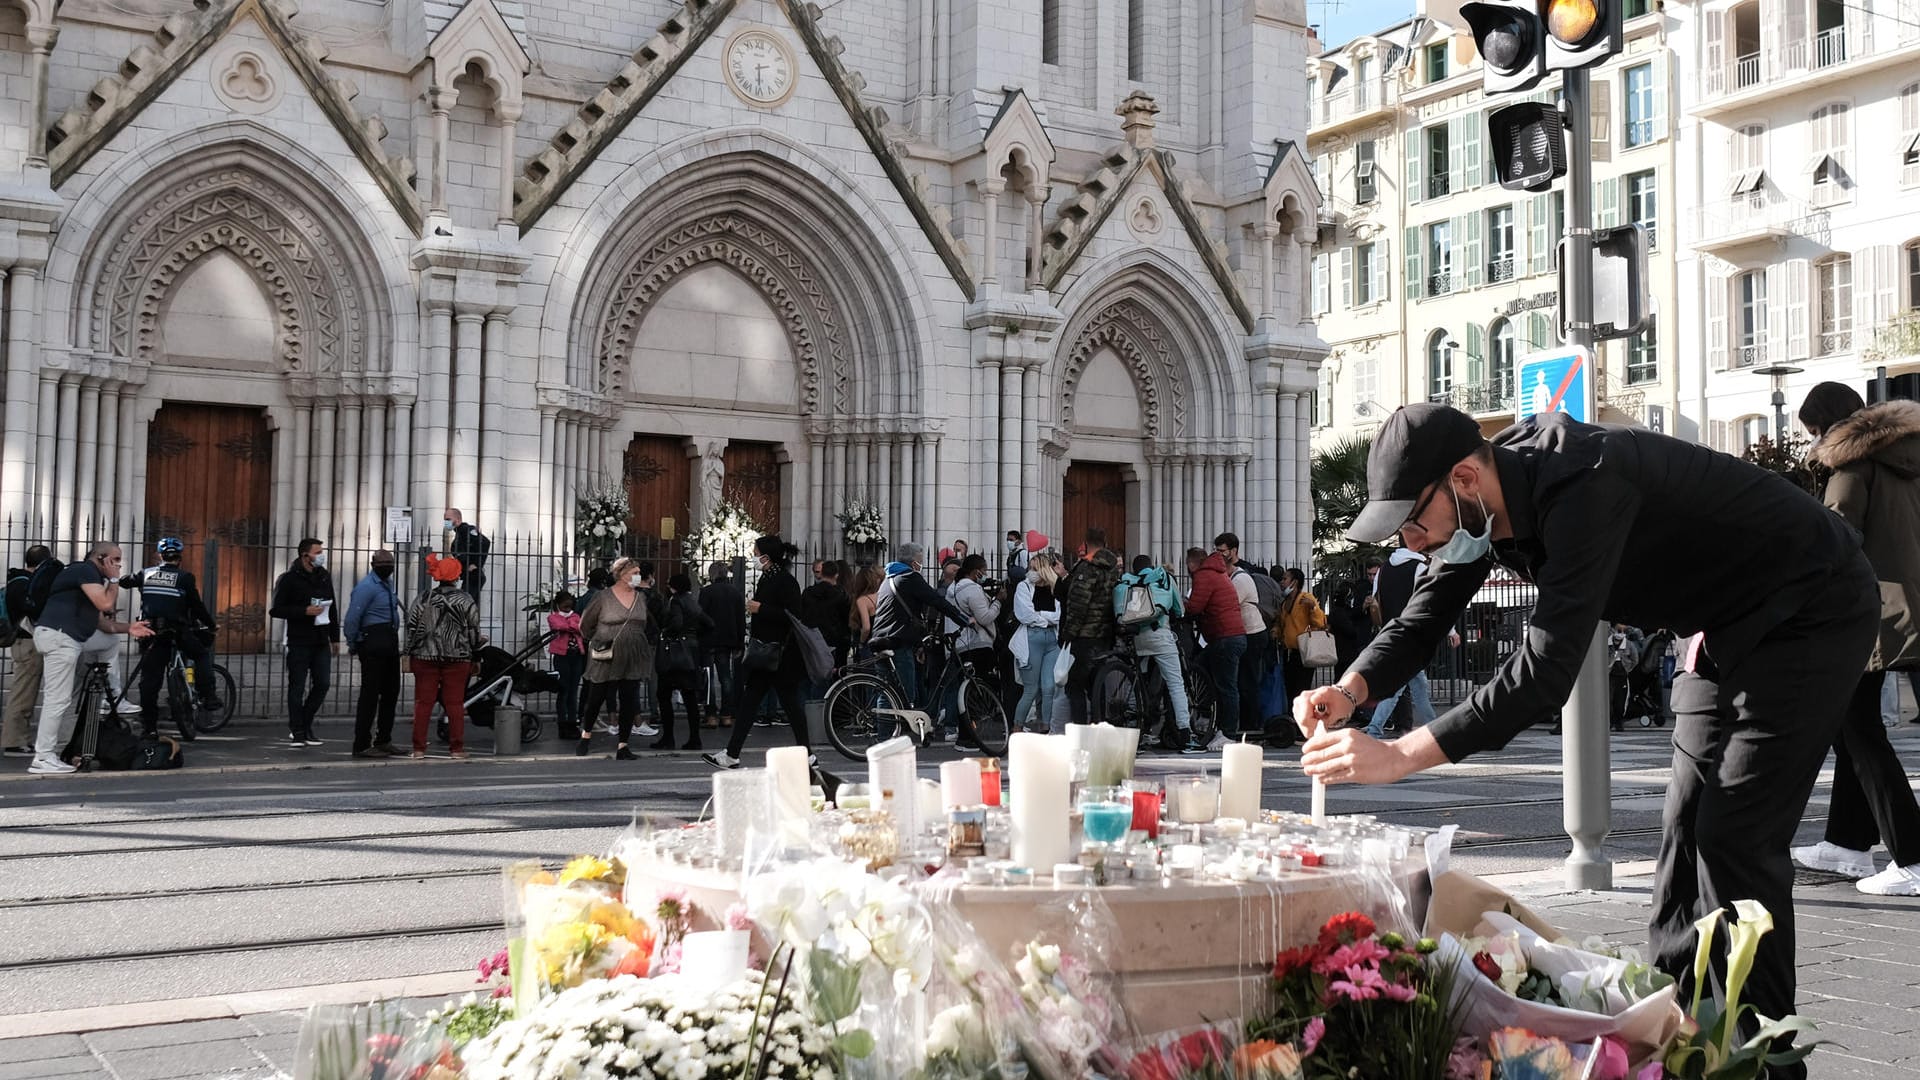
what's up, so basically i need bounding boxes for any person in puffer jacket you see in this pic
[1058,543,1121,726]
[1184,548,1248,740]
[406,554,484,759]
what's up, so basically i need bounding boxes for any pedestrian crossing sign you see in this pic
[1515,345,1594,425]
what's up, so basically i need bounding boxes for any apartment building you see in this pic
[1670,0,1920,451]
[1307,1,1681,450]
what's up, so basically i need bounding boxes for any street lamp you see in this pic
[1751,361,1804,443]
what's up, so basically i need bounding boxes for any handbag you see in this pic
[1298,628,1338,669]
[659,636,697,675]
[589,639,615,662]
[1258,662,1291,722]
[742,636,784,674]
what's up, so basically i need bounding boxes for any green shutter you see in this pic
[1466,323,1486,389]
[1405,225,1423,300]
[1599,178,1621,228]
[1529,194,1552,277]
[1407,128,1424,205]
[1449,118,1467,195]
[1340,247,1354,308]
[1464,113,1484,188]
[1464,210,1484,288]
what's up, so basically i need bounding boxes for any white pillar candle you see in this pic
[765,745,812,845]
[867,735,920,842]
[1308,722,1328,825]
[940,759,983,812]
[678,930,751,995]
[917,778,945,830]
[1009,732,1071,872]
[1220,741,1264,823]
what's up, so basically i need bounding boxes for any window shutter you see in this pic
[1767,262,1789,363]
[1466,322,1486,387]
[1464,113,1483,187]
[1708,270,1728,370]
[1590,78,1612,163]
[1464,208,1484,287]
[1651,54,1668,142]
[1449,117,1468,194]
[1705,9,1726,92]
[1405,226,1423,300]
[1782,0,1807,73]
[1313,253,1331,315]
[1783,259,1809,360]
[1529,194,1551,276]
[1376,236,1392,301]
[1407,130,1424,205]
[1853,252,1875,352]
[1340,247,1355,308]
[1599,178,1621,227]
[1873,243,1899,326]
[1711,419,1729,452]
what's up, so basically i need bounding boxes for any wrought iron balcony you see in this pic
[1817,329,1853,356]
[1689,187,1813,255]
[1486,256,1515,284]
[1426,271,1455,296]
[1427,174,1451,199]
[1428,383,1517,416]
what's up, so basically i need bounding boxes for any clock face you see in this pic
[726,31,794,105]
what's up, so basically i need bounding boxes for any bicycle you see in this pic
[128,623,238,735]
[1086,617,1219,751]
[821,632,1009,761]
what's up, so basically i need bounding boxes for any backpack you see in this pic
[1118,581,1157,628]
[1115,569,1177,633]
[1239,567,1287,625]
[23,559,65,622]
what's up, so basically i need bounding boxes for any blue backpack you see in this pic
[1113,568,1181,632]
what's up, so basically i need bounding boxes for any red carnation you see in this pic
[1318,912,1377,947]
[1472,950,1503,983]
[1273,944,1326,980]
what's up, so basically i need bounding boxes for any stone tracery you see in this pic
[1058,299,1189,440]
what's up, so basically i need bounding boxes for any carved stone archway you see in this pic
[1058,299,1186,441]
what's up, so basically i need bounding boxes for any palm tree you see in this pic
[1311,436,1389,586]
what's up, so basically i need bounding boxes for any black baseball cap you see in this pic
[1347,403,1488,544]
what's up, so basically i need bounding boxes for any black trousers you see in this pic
[285,644,332,736]
[1064,638,1109,727]
[580,679,641,743]
[1651,554,1878,1078]
[1280,645,1311,740]
[353,651,401,751]
[657,668,706,747]
[1824,668,1920,865]
[727,661,810,757]
[137,636,213,733]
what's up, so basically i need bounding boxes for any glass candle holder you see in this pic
[835,808,899,871]
[1130,779,1163,840]
[1171,774,1220,844]
[1079,785,1134,847]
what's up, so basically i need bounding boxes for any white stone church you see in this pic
[0,0,1325,639]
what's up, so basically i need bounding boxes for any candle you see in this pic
[1220,740,1264,822]
[867,735,920,842]
[1308,721,1328,825]
[678,930,751,995]
[917,778,945,829]
[940,760,983,812]
[765,746,812,843]
[978,758,1002,806]
[712,768,775,866]
[1009,732,1071,872]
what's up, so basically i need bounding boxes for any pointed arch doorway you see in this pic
[143,403,274,652]
[1062,460,1128,556]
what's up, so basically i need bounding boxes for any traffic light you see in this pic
[1463,0,1623,95]
[1556,223,1651,339]
[1487,100,1566,191]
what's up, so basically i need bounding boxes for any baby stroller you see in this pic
[1613,628,1672,729]
[436,630,559,744]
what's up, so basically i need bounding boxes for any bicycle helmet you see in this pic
[156,537,184,560]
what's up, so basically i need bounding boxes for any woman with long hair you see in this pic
[548,590,586,739]
[577,557,655,760]
[705,535,810,769]
[1012,551,1063,734]
[1790,382,1920,896]
[847,563,883,644]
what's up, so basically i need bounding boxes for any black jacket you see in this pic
[269,559,340,646]
[871,565,970,651]
[800,581,854,649]
[698,579,747,650]
[1353,413,1867,763]
[747,567,802,644]
[3,567,30,636]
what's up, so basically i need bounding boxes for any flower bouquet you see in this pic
[1660,900,1819,1080]
[837,498,888,548]
[684,499,766,579]
[575,488,629,557]
[511,857,655,1006]
[1116,1023,1308,1080]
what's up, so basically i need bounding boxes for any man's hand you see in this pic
[1448,630,1461,648]
[1295,683,1358,730]
[329,640,340,654]
[747,599,761,614]
[305,604,323,617]
[127,620,154,640]
[1301,726,1425,785]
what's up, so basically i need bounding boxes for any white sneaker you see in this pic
[1857,862,1920,896]
[1206,731,1228,751]
[1791,841,1874,879]
[635,723,660,739]
[28,754,76,775]
[115,699,144,716]
[703,751,741,770]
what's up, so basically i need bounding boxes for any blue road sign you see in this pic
[1515,345,1593,425]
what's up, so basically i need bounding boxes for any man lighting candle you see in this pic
[1293,402,1877,1080]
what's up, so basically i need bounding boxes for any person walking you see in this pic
[1327,573,1375,679]
[1788,383,1920,897]
[577,557,656,761]
[1116,554,1200,753]
[547,590,585,739]
[1276,567,1329,725]
[654,573,714,751]
[343,549,403,758]
[801,559,853,678]
[269,538,338,748]
[1184,547,1247,748]
[27,543,151,774]
[706,535,813,769]
[3,545,53,757]
[1216,534,1279,740]
[1058,541,1122,727]
[1295,403,1878,1074]
[1012,552,1063,734]
[405,554,483,760]
[699,560,746,729]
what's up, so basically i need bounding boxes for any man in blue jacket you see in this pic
[344,550,402,758]
[1115,555,1201,753]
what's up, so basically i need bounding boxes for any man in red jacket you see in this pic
[1184,547,1248,745]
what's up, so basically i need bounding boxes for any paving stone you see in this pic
[0,1034,89,1065]
[98,1039,264,1080]
[0,1055,109,1079]
[84,1017,257,1052]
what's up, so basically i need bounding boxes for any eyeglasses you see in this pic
[1398,481,1448,542]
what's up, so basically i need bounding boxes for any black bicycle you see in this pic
[130,624,238,734]
[1086,617,1219,751]
[821,633,1009,761]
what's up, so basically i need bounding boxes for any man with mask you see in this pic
[1294,403,1878,1077]
[344,549,402,758]
[270,538,340,747]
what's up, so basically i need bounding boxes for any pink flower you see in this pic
[657,939,683,975]
[1444,1038,1486,1080]
[1301,1017,1325,1055]
[1327,964,1387,1002]
[724,902,752,932]
[1380,980,1418,1003]
[1313,939,1390,975]
[1580,1035,1631,1080]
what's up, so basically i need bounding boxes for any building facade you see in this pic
[1305,1,1680,449]
[1669,0,1920,450]
[0,0,1327,642]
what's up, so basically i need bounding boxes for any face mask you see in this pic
[442,520,453,531]
[312,553,327,569]
[373,564,394,579]
[629,574,645,588]
[1430,485,1496,566]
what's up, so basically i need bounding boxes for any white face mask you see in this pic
[629,574,645,588]
[312,553,327,569]
[1429,485,1496,566]
[442,520,453,531]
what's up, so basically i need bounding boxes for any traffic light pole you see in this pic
[1559,67,1614,892]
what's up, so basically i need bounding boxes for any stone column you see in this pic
[1169,454,1187,558]
[538,410,557,545]
[1252,387,1278,562]
[1257,223,1280,326]
[851,430,870,503]
[977,361,1000,537]
[272,408,296,552]
[74,379,100,537]
[998,365,1021,537]
[479,312,509,531]
[450,312,483,519]
[24,23,56,169]
[95,387,119,535]
[365,402,388,541]
[53,375,78,539]
[1026,188,1049,292]
[312,402,337,543]
[925,433,942,551]
[876,432,894,535]
[1276,393,1298,567]
[1230,456,1248,547]
[35,371,57,536]
[390,401,413,532]
[1020,366,1041,529]
[977,177,1005,293]
[339,400,363,547]
[290,404,312,543]
[428,85,458,217]
[495,102,521,227]
[1140,455,1161,565]
[806,433,827,554]
[1,268,36,532]
[825,434,846,534]
[1294,394,1313,572]
[418,300,453,521]
[896,435,916,549]
[120,390,143,534]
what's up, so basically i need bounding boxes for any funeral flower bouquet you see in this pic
[684,499,766,571]
[575,488,629,551]
[836,498,887,547]
[515,857,655,999]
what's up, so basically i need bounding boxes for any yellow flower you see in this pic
[535,920,614,988]
[558,855,613,886]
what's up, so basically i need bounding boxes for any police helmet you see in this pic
[156,537,184,560]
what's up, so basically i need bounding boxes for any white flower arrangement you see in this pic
[683,499,766,568]
[576,488,630,549]
[744,857,934,1001]
[835,499,887,547]
[461,971,832,1080]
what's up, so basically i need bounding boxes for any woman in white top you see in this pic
[1012,553,1063,734]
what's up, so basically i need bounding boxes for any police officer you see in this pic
[129,537,222,738]
[1294,404,1877,1078]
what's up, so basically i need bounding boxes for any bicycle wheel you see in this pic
[1090,658,1146,731]
[1184,668,1219,743]
[166,668,196,739]
[962,677,1009,756]
[192,666,239,732]
[823,673,905,762]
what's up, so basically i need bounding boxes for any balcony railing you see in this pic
[1427,174,1451,198]
[1312,81,1396,128]
[1734,339,1770,369]
[1817,328,1853,356]
[1487,256,1515,283]
[1429,383,1517,415]
[1863,311,1920,362]
[1426,271,1455,296]
[1705,21,1894,103]
[1688,187,1811,250]
[1733,52,1761,89]
[1814,24,1849,67]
